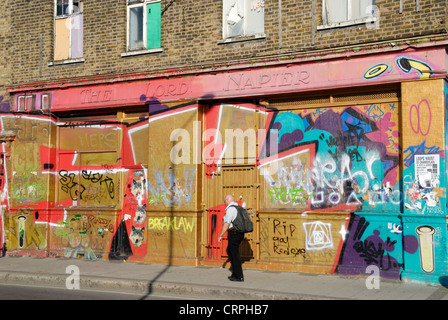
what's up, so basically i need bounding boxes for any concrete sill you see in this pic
[48,58,85,66]
[317,16,377,30]
[218,33,266,45]
[121,48,164,57]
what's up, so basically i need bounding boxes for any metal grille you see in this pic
[269,88,400,108]
[270,95,331,107]
[333,90,399,102]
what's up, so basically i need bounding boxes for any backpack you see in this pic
[230,205,253,233]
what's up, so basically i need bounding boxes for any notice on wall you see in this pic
[414,154,440,188]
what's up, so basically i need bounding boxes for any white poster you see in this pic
[414,154,440,188]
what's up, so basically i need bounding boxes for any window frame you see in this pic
[125,0,163,55]
[55,0,83,18]
[221,0,266,42]
[53,0,84,63]
[318,0,377,30]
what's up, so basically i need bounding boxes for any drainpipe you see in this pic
[278,0,282,49]
[312,0,315,45]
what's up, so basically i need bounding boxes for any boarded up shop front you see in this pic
[3,46,448,283]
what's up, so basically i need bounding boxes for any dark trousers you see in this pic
[227,229,244,278]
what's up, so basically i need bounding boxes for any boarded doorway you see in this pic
[205,164,257,262]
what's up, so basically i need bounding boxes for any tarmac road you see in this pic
[0,281,190,300]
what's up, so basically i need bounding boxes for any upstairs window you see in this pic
[223,0,265,39]
[321,0,375,28]
[127,0,161,51]
[54,0,83,61]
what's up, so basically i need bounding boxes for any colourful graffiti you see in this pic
[363,56,434,81]
[337,214,412,279]
[259,103,400,213]
[111,168,148,259]
[0,73,446,284]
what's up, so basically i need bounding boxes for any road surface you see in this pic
[0,281,191,300]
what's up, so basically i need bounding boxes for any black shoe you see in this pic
[228,276,244,282]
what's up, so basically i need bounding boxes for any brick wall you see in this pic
[4,0,448,87]
[0,1,11,111]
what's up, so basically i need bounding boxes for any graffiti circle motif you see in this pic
[363,63,389,80]
[409,99,431,136]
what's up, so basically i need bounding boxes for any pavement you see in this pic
[0,255,447,300]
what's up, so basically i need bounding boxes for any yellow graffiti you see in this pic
[363,63,389,80]
[396,57,432,79]
[147,216,194,233]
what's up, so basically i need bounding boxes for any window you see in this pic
[54,0,84,61]
[223,0,265,39]
[17,95,36,112]
[321,0,375,28]
[127,0,161,51]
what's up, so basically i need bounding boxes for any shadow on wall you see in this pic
[0,96,10,112]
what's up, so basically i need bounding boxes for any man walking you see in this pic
[218,194,244,282]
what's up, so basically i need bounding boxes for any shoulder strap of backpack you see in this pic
[229,205,240,212]
[228,205,240,220]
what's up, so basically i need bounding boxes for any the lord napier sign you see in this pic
[14,46,445,111]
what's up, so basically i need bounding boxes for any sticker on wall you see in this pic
[414,154,439,188]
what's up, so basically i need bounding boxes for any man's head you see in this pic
[224,194,234,206]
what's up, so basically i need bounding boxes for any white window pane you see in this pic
[363,0,374,16]
[71,14,83,59]
[351,0,372,20]
[129,6,144,49]
[325,0,348,24]
[224,0,245,38]
[351,0,360,19]
[245,0,264,36]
